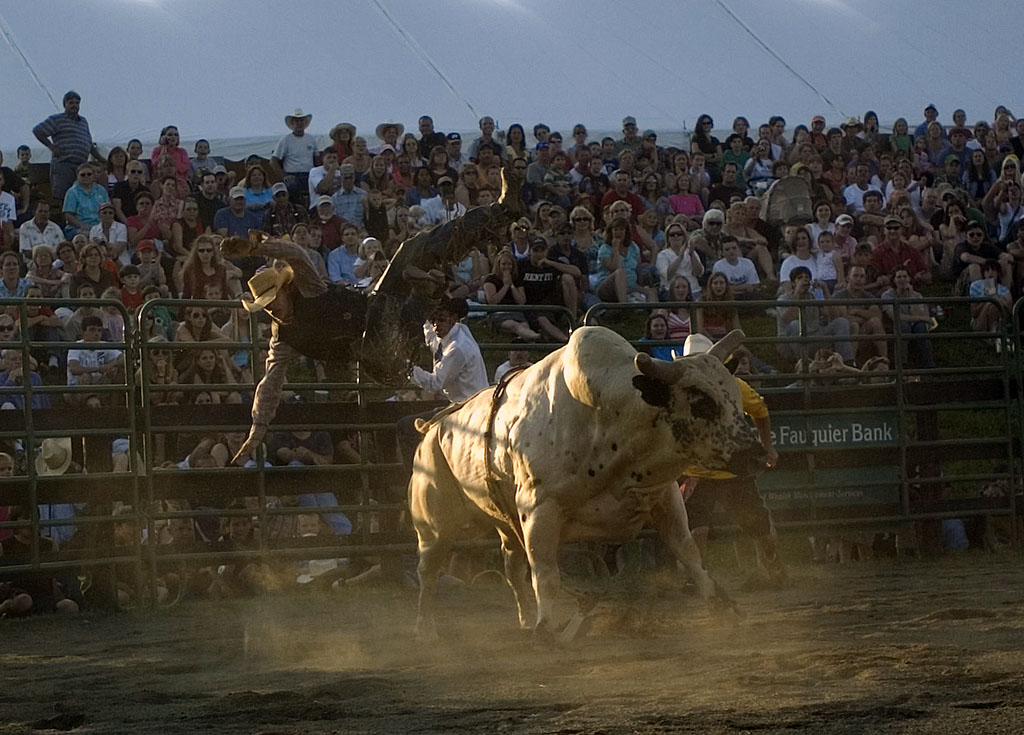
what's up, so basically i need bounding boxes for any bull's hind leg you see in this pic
[496,526,534,629]
[653,483,739,615]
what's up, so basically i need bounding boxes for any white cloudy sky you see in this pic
[1,0,1020,152]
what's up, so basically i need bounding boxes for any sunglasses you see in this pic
[0,325,14,332]
[196,248,214,253]
[885,225,900,230]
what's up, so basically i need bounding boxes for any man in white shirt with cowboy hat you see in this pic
[273,108,319,208]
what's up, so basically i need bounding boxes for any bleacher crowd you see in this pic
[1,92,1022,614]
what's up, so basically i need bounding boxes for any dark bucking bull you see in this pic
[410,327,768,640]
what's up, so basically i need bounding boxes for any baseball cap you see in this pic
[836,214,854,226]
[137,239,157,252]
[642,129,657,139]
[229,186,246,199]
[622,116,637,127]
[379,144,396,154]
[535,141,550,150]
[316,195,334,207]
[213,165,228,175]
[884,215,902,227]
[437,176,455,186]
[98,201,114,210]
[446,132,461,141]
[271,181,288,195]
[944,154,960,165]
[339,163,355,176]
[925,103,938,112]
[529,236,548,250]
[811,115,826,124]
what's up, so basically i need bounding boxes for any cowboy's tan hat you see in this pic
[242,265,294,313]
[36,437,72,476]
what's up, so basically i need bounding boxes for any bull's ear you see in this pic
[632,374,671,407]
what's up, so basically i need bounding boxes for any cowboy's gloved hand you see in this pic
[231,423,267,465]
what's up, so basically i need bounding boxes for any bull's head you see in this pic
[632,331,768,476]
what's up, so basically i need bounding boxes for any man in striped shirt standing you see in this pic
[33,90,101,202]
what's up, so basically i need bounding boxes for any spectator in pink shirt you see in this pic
[150,125,191,189]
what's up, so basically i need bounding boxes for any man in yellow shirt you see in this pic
[682,334,785,584]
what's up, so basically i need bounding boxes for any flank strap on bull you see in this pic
[483,364,530,544]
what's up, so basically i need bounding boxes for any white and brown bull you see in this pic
[409,327,767,639]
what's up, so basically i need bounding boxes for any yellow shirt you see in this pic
[685,378,767,479]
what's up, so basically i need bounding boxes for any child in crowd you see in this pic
[119,265,144,312]
[815,231,845,292]
[135,240,168,297]
[101,287,126,343]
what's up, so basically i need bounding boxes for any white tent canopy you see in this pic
[2,0,1020,162]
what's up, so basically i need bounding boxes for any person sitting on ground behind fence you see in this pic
[483,249,541,341]
[100,287,125,344]
[211,501,273,597]
[871,215,932,292]
[20,285,65,377]
[968,259,1013,343]
[0,349,51,410]
[712,235,762,299]
[952,221,1012,296]
[656,221,703,300]
[268,413,352,537]
[66,315,125,403]
[493,340,532,384]
[178,348,237,404]
[776,266,853,365]
[832,265,888,362]
[881,268,935,369]
[0,506,80,616]
[637,312,680,361]
[593,215,658,304]
[517,236,571,342]
[696,272,741,341]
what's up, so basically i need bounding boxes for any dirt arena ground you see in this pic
[2,554,1022,734]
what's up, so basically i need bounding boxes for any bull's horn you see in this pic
[635,352,679,384]
[707,329,745,362]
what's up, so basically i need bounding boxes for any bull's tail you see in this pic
[413,399,472,434]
